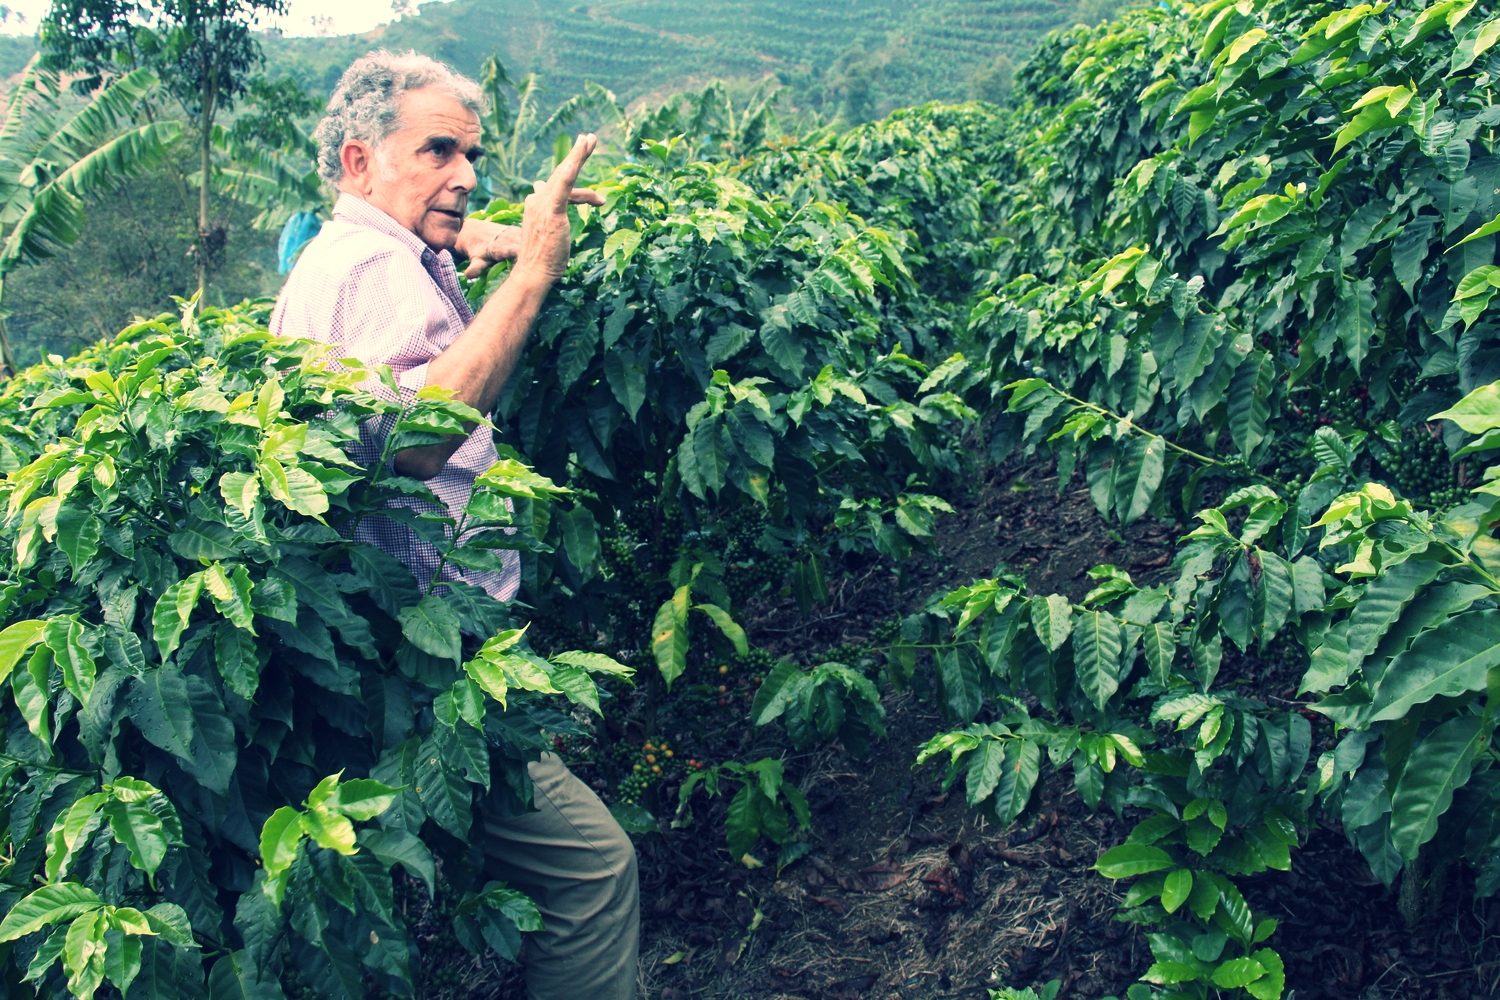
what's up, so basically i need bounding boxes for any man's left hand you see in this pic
[456,173,607,279]
[456,219,523,279]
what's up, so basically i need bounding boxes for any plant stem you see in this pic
[1053,388,1283,490]
[0,314,17,379]
[428,509,470,595]
[0,753,93,776]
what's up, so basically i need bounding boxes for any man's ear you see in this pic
[339,139,376,196]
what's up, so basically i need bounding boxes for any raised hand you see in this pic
[455,219,523,278]
[514,133,604,284]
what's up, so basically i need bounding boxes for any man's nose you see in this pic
[452,155,477,193]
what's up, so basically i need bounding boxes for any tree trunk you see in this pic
[0,313,17,380]
[196,74,217,303]
[1398,848,1429,928]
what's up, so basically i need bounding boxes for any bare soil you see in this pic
[417,460,1500,1000]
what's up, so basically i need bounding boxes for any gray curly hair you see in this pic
[313,50,485,185]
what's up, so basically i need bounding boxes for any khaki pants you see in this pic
[483,753,640,1000]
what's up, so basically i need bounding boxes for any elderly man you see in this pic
[271,51,639,1000]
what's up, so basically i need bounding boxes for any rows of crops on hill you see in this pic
[2,1,1500,999]
[263,0,1091,120]
[888,0,1080,87]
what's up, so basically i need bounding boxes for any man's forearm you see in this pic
[393,266,552,479]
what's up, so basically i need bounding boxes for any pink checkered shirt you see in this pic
[269,193,520,602]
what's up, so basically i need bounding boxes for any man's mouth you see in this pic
[433,208,464,221]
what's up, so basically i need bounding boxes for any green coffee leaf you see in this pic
[46,618,96,704]
[1211,956,1268,989]
[1366,610,1500,722]
[963,739,1008,807]
[25,926,66,981]
[63,907,108,1000]
[1143,959,1203,985]
[0,883,104,941]
[993,738,1042,824]
[299,807,356,855]
[344,544,421,618]
[398,595,463,664]
[1389,712,1488,860]
[652,586,690,688]
[1432,381,1500,433]
[103,798,170,881]
[1144,623,1175,684]
[257,806,303,906]
[259,457,328,517]
[167,518,239,562]
[334,779,401,821]
[694,603,749,656]
[550,665,601,714]
[1073,610,1122,710]
[1032,594,1074,652]
[144,903,195,947]
[1161,869,1193,914]
[14,646,51,744]
[360,829,436,897]
[1094,844,1175,879]
[1245,949,1286,1000]
[549,650,634,676]
[214,622,261,700]
[0,619,46,686]
[208,950,285,1000]
[55,505,100,572]
[151,574,203,662]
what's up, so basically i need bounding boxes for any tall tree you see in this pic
[40,0,288,298]
[0,57,180,373]
[212,74,325,231]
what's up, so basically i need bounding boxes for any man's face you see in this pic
[363,87,483,251]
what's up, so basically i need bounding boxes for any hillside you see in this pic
[262,0,1109,120]
[0,1,1122,120]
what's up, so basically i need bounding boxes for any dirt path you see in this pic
[415,460,1500,1000]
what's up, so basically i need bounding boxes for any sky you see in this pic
[0,0,459,37]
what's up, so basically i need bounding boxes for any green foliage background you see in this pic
[2,153,280,360]
[7,1,1500,999]
[0,0,1143,367]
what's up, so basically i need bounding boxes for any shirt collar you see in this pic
[332,192,448,265]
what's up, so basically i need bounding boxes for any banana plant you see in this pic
[209,120,324,232]
[477,52,625,198]
[625,78,783,162]
[0,58,180,374]
[190,75,326,234]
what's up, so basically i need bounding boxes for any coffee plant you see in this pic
[749,658,887,758]
[10,2,1500,998]
[673,756,811,869]
[463,149,978,691]
[950,0,1500,522]
[0,301,632,998]
[896,370,1500,997]
[903,543,1307,999]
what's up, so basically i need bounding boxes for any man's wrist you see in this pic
[504,263,557,297]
